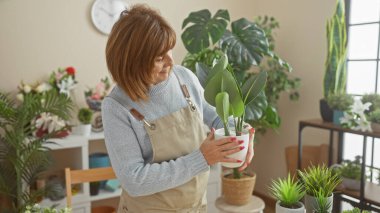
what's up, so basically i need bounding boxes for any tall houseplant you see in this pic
[181,9,291,133]
[0,90,73,213]
[320,0,347,122]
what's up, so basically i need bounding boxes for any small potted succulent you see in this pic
[326,93,354,125]
[368,109,380,132]
[298,164,341,213]
[342,207,370,213]
[74,108,93,137]
[269,174,305,213]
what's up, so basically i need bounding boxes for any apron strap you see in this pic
[173,71,197,112]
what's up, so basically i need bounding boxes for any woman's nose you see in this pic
[164,51,174,66]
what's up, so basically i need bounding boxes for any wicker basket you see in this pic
[222,172,256,205]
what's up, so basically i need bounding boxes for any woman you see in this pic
[102,4,254,212]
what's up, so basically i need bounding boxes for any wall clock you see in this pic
[91,0,128,35]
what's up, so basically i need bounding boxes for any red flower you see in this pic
[66,67,76,75]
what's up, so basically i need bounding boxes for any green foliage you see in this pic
[24,204,71,213]
[182,48,225,73]
[362,93,380,113]
[323,0,347,99]
[343,207,370,213]
[335,156,363,180]
[314,189,332,213]
[298,164,341,197]
[78,108,93,124]
[269,174,305,208]
[326,93,354,111]
[368,109,380,124]
[0,90,73,213]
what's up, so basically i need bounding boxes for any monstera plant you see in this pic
[181,9,291,133]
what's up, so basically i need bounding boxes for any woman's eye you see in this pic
[156,57,163,62]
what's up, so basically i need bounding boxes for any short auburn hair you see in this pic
[105,4,176,101]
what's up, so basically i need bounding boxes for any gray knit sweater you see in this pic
[102,65,228,197]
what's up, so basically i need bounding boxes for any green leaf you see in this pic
[207,54,228,85]
[215,92,230,124]
[244,91,267,120]
[242,71,267,105]
[182,9,230,53]
[220,18,270,71]
[195,62,211,87]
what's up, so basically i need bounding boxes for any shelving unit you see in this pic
[297,118,380,212]
[39,131,222,213]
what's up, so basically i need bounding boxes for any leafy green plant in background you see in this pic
[323,0,347,99]
[181,9,293,134]
[326,93,354,111]
[362,93,380,114]
[78,108,93,125]
[269,174,305,209]
[342,207,370,213]
[314,189,332,213]
[0,90,73,213]
[368,109,380,124]
[251,16,301,133]
[339,156,363,180]
[24,204,71,213]
[298,164,341,197]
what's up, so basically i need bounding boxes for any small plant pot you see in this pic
[222,171,256,206]
[90,182,100,196]
[304,193,333,213]
[371,122,380,133]
[320,99,333,122]
[333,110,344,126]
[275,201,305,213]
[72,124,92,137]
[214,128,250,168]
[342,177,360,191]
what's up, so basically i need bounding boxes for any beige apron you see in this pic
[117,73,210,213]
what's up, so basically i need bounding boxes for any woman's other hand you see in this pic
[238,125,255,171]
[200,128,244,166]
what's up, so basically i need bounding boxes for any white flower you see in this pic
[16,93,24,102]
[57,76,76,95]
[23,84,31,93]
[351,99,372,115]
[352,119,372,132]
[340,112,353,124]
[35,82,52,93]
[48,115,66,133]
[35,112,51,130]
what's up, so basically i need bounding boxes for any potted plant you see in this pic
[313,189,332,213]
[298,164,341,213]
[25,203,71,213]
[326,93,353,125]
[74,108,93,137]
[368,109,380,132]
[198,55,266,205]
[321,0,347,122]
[269,174,305,213]
[0,90,73,212]
[332,156,365,191]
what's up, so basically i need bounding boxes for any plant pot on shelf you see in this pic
[222,171,256,206]
[72,124,92,137]
[214,128,250,168]
[333,110,344,126]
[90,181,100,196]
[304,193,334,213]
[320,99,333,122]
[342,177,360,191]
[276,201,305,213]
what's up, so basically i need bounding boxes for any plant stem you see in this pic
[224,122,230,136]
[233,168,242,179]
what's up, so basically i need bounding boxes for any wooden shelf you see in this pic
[337,182,380,206]
[45,135,87,150]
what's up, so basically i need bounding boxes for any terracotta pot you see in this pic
[222,172,256,206]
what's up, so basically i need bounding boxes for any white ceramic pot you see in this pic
[275,201,305,213]
[72,124,92,137]
[342,177,360,191]
[214,128,250,168]
[304,194,333,213]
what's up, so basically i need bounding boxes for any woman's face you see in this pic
[151,50,174,85]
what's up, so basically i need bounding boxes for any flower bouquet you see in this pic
[85,77,111,111]
[49,66,78,96]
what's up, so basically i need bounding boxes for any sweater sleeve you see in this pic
[101,97,209,197]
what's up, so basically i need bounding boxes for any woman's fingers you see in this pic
[223,146,244,156]
[221,157,242,163]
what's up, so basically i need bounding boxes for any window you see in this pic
[345,0,380,183]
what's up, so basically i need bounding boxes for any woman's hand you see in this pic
[200,128,244,166]
[238,124,255,171]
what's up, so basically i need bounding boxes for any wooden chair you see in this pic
[285,144,329,177]
[65,167,116,207]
